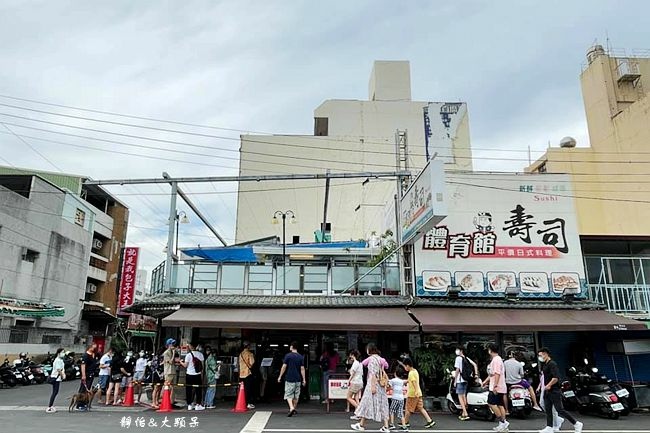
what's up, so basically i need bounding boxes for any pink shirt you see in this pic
[488,355,507,394]
[361,356,388,369]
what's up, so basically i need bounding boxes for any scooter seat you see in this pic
[469,386,486,393]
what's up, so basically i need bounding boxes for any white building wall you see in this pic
[0,177,92,333]
[236,61,473,243]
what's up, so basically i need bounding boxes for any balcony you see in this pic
[87,266,107,283]
[151,262,401,297]
[588,285,650,319]
[585,255,650,319]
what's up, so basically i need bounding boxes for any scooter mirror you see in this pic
[583,358,589,365]
[591,367,598,373]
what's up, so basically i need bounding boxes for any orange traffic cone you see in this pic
[231,382,248,413]
[157,384,173,413]
[123,381,135,407]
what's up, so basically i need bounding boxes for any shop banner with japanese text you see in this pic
[118,247,139,310]
[414,173,585,298]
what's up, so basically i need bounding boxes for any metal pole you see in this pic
[83,171,411,185]
[163,181,177,293]
[322,170,331,243]
[282,213,287,295]
[175,214,179,257]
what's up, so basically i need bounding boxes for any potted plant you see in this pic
[413,345,455,410]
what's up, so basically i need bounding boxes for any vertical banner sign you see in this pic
[118,247,139,310]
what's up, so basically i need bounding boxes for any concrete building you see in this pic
[236,61,473,243]
[527,45,650,322]
[0,166,129,355]
[0,175,92,353]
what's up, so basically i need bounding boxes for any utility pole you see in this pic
[163,178,177,293]
[394,130,413,296]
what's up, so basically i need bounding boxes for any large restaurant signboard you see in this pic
[400,159,447,244]
[414,173,585,298]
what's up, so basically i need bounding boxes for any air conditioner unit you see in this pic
[92,239,103,250]
[86,282,97,294]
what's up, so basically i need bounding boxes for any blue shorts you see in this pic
[98,375,109,390]
[456,382,468,395]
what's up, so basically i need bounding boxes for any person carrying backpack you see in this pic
[454,345,479,421]
[180,342,204,411]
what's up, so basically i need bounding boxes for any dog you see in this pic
[68,384,100,412]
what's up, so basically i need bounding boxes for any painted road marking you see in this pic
[241,411,272,433]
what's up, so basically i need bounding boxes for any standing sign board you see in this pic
[118,247,139,310]
[400,159,447,244]
[414,173,585,299]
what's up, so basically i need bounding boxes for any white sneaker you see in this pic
[351,423,366,431]
[187,404,194,410]
[45,407,56,413]
[554,417,564,432]
[350,415,361,420]
[574,421,583,433]
[194,404,205,411]
[247,403,255,409]
[502,421,510,431]
[380,427,390,433]
[539,427,554,433]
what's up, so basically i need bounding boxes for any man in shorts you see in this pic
[483,344,509,432]
[403,359,436,429]
[278,341,306,417]
[504,351,541,411]
[163,339,177,405]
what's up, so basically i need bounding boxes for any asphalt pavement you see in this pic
[1,381,649,433]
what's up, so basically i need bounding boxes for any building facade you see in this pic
[527,46,650,322]
[236,61,473,243]
[0,175,92,353]
[0,166,129,355]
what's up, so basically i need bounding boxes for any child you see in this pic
[388,369,408,431]
[402,359,436,429]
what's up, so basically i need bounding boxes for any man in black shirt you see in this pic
[77,343,99,410]
[538,348,583,433]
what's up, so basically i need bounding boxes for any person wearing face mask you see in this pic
[45,348,67,413]
[119,350,136,403]
[134,351,147,404]
[77,343,99,411]
[537,348,583,433]
[453,345,479,421]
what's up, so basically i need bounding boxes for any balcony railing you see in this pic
[588,284,650,319]
[151,262,402,297]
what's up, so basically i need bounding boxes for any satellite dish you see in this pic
[560,136,577,148]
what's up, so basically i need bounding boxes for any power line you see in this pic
[1,123,62,171]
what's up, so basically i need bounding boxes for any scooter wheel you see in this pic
[608,412,620,420]
[447,400,461,415]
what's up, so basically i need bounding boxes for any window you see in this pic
[9,329,28,343]
[21,248,39,263]
[42,335,62,344]
[314,117,329,136]
[74,208,86,226]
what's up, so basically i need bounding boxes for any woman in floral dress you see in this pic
[351,343,390,432]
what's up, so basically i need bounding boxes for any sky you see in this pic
[0,0,647,274]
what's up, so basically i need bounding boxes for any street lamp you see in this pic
[272,210,296,295]
[174,210,190,257]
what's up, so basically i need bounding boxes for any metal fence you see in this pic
[588,284,650,319]
[0,327,72,346]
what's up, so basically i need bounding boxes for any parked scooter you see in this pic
[445,370,495,421]
[567,359,624,419]
[63,352,80,381]
[507,383,533,418]
[0,358,18,387]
